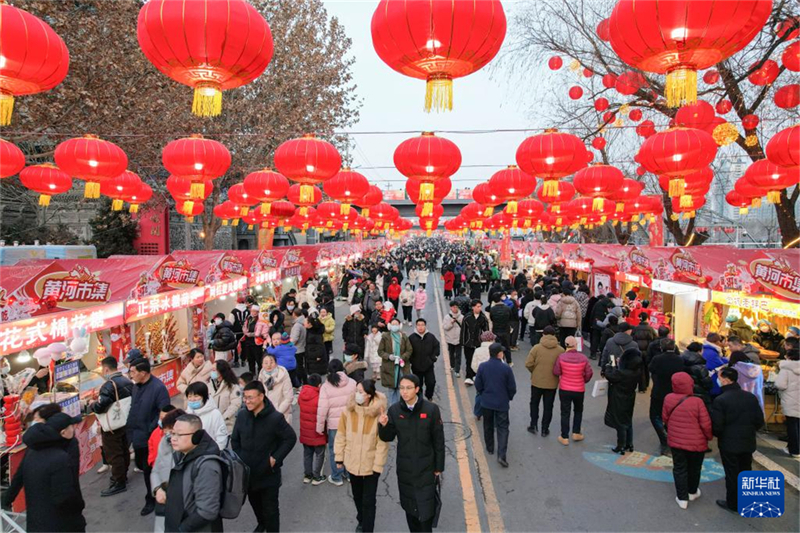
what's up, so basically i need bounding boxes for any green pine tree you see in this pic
[87,198,139,258]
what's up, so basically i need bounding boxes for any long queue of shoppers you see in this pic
[3,237,799,532]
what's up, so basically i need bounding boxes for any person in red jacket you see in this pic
[298,373,328,485]
[553,336,593,446]
[386,278,402,313]
[443,270,455,299]
[662,372,712,509]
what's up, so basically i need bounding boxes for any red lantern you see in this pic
[324,168,370,215]
[658,166,714,207]
[703,70,720,84]
[748,60,780,86]
[638,127,717,196]
[548,56,563,70]
[636,166,647,176]
[596,18,611,41]
[269,200,296,220]
[55,135,128,199]
[369,202,399,230]
[274,134,342,204]
[675,101,716,134]
[615,71,646,95]
[488,165,537,214]
[287,183,322,216]
[318,201,358,229]
[394,132,461,203]
[167,175,213,203]
[0,139,25,178]
[289,206,317,232]
[774,84,800,109]
[744,160,798,204]
[636,120,656,138]
[573,164,624,212]
[783,41,800,72]
[602,111,616,124]
[19,164,72,206]
[594,98,609,112]
[628,109,643,122]
[101,171,142,211]
[536,181,575,217]
[243,169,290,216]
[354,185,383,218]
[228,183,257,216]
[742,114,760,131]
[734,177,768,208]
[408,178,451,217]
[415,204,444,219]
[516,130,588,197]
[670,196,706,218]
[137,0,273,117]
[214,202,239,226]
[162,135,231,199]
[470,182,501,217]
[568,196,614,224]
[608,0,771,107]
[569,86,583,100]
[371,0,506,112]
[128,181,153,214]
[613,178,645,213]
[726,190,752,215]
[766,125,799,170]
[715,99,733,114]
[775,17,800,40]
[602,73,617,89]
[0,3,69,126]
[583,68,594,78]
[176,200,204,222]
[591,137,607,151]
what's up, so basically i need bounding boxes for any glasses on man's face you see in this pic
[171,432,194,438]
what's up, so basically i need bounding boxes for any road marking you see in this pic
[429,276,481,533]
[432,276,505,533]
[753,451,800,490]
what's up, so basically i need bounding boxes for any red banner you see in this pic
[152,357,183,397]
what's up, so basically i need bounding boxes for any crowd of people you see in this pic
[4,237,798,532]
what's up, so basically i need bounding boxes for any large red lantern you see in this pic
[734,177,768,208]
[0,3,69,126]
[19,164,72,206]
[774,84,800,109]
[744,160,798,204]
[371,0,506,112]
[162,135,231,199]
[101,171,143,211]
[228,183,258,216]
[516,199,544,228]
[568,196,614,225]
[470,182,501,217]
[536,181,576,214]
[613,178,645,213]
[748,60,780,86]
[274,134,342,205]
[615,71,647,95]
[488,165,537,214]
[214,202,239,226]
[394,132,461,202]
[54,135,128,199]
[407,177,452,217]
[726,190,752,215]
[287,183,322,216]
[783,41,800,72]
[324,168,370,215]
[354,185,383,218]
[243,169,290,216]
[0,139,25,178]
[167,175,213,202]
[317,201,357,229]
[137,0,273,117]
[608,0,771,107]
[516,129,588,196]
[658,166,714,207]
[766,125,799,170]
[675,101,716,134]
[637,127,717,196]
[573,164,624,212]
[176,200,204,222]
[269,200,296,220]
[670,196,706,219]
[128,181,153,214]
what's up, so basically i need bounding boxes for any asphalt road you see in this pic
[72,272,798,532]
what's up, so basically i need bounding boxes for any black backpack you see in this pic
[213,326,238,352]
[193,449,250,519]
[230,308,246,335]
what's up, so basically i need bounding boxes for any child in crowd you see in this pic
[297,373,327,485]
[366,326,382,381]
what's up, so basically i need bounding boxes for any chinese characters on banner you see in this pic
[749,258,800,302]
[125,287,205,323]
[152,357,182,397]
[205,276,247,301]
[0,302,125,356]
[251,268,279,286]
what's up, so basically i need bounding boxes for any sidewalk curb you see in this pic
[752,448,799,490]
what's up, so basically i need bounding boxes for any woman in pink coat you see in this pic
[316,359,357,485]
[414,287,428,320]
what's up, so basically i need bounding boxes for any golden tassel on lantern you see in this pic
[543,180,559,197]
[84,181,101,199]
[0,92,14,126]
[299,206,308,217]
[111,199,124,211]
[247,224,254,230]
[186,216,195,223]
[668,178,685,197]
[232,219,240,226]
[129,204,140,214]
[616,202,624,213]
[361,208,369,218]
[419,182,435,201]
[222,219,229,226]
[739,207,749,215]
[421,202,433,217]
[670,213,680,221]
[341,203,351,215]
[580,217,587,225]
[552,204,560,213]
[239,206,249,216]
[632,214,641,222]
[555,216,563,226]
[665,67,697,107]
[182,200,195,216]
[751,197,762,208]
[326,220,333,228]
[592,197,605,212]
[612,219,618,226]
[190,182,206,199]
[192,82,222,118]
[619,104,630,116]
[631,223,639,232]
[767,190,782,204]
[600,215,607,224]
[299,184,315,204]
[260,203,272,215]
[483,206,494,217]
[712,122,738,146]
[506,200,518,214]
[424,75,453,113]
[343,223,349,231]
[679,194,693,208]
[745,134,758,147]
[38,194,51,207]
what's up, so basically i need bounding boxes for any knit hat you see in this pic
[350,304,362,315]
[46,412,82,432]
[479,331,496,343]
[564,336,578,349]
[280,332,291,344]
[788,326,800,338]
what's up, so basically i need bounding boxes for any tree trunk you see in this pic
[776,186,800,248]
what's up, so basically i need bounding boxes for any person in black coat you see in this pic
[342,308,369,352]
[211,316,238,353]
[90,356,134,496]
[598,315,620,357]
[631,314,657,392]
[460,301,490,385]
[2,413,86,532]
[408,319,441,401]
[378,375,445,533]
[304,315,329,378]
[681,342,713,403]
[603,348,642,454]
[647,340,686,456]
[589,297,612,359]
[489,295,513,350]
[711,367,765,512]
[232,381,297,532]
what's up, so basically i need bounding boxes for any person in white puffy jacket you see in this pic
[471,331,497,375]
[775,348,800,458]
[258,353,294,424]
[210,360,243,432]
[184,381,230,450]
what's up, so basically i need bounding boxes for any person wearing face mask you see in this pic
[317,359,358,486]
[210,359,243,433]
[1,412,86,532]
[149,408,184,533]
[335,379,389,533]
[184,381,230,450]
[259,352,294,424]
[753,319,785,353]
[379,318,413,405]
[283,299,298,332]
[443,302,464,378]
[344,343,368,383]
[414,286,428,321]
[89,356,135,497]
[176,349,214,396]
[210,312,237,363]
[242,304,263,375]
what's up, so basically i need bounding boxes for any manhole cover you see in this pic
[443,420,471,442]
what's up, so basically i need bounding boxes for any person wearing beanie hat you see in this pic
[603,347,642,454]
[726,314,754,344]
[475,342,516,467]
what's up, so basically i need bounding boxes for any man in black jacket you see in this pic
[589,296,611,360]
[489,294,512,353]
[631,313,657,392]
[711,367,765,513]
[461,300,490,386]
[409,319,441,401]
[90,356,134,497]
[379,375,445,533]
[233,381,297,532]
[343,306,368,352]
[369,300,388,332]
[647,340,685,456]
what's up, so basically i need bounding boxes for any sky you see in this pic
[321,0,540,195]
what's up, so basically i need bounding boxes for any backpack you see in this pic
[194,448,250,519]
[213,326,238,352]
[230,308,246,334]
